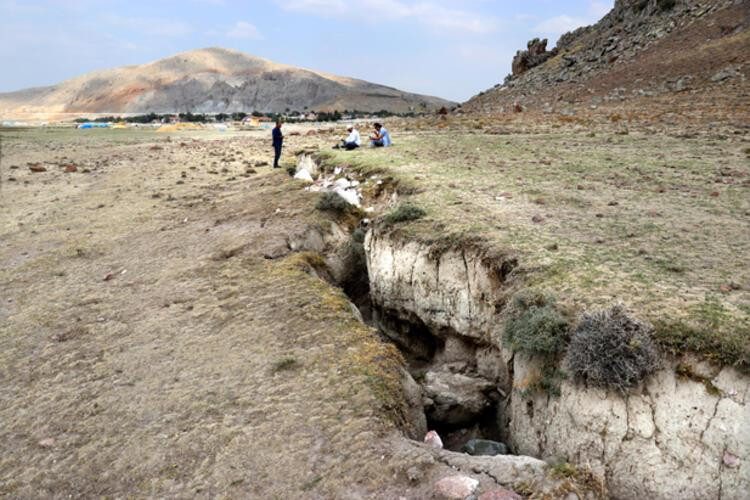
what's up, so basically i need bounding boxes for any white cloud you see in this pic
[278,0,496,34]
[534,15,586,35]
[102,14,191,37]
[533,1,613,40]
[227,21,263,39]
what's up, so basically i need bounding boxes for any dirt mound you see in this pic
[0,47,454,119]
[462,0,749,121]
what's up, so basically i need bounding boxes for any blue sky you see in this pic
[0,0,613,102]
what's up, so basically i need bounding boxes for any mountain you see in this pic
[0,47,454,119]
[462,0,749,119]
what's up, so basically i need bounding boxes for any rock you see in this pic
[723,451,740,469]
[434,475,479,499]
[711,66,740,83]
[478,487,523,500]
[462,439,508,456]
[424,430,444,449]
[294,169,314,182]
[401,370,427,439]
[423,371,494,426]
[28,164,46,173]
[512,38,557,76]
[63,164,77,173]
[38,438,55,447]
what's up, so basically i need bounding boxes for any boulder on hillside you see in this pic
[511,38,558,76]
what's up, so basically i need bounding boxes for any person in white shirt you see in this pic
[336,125,361,150]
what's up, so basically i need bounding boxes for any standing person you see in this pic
[370,123,392,147]
[335,125,361,150]
[272,119,283,168]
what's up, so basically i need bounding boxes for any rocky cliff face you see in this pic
[0,47,454,119]
[463,0,749,116]
[364,229,750,499]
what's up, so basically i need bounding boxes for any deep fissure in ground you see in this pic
[338,229,511,454]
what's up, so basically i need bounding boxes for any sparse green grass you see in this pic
[326,126,750,372]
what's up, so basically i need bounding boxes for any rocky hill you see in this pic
[462,0,749,120]
[0,47,454,120]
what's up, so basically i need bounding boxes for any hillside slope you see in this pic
[463,0,749,121]
[0,47,454,119]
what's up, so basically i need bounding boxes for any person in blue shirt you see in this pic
[272,120,283,168]
[370,123,392,147]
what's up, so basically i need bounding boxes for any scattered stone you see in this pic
[29,164,46,173]
[38,438,55,448]
[478,487,523,500]
[424,430,444,449]
[711,66,741,83]
[434,475,479,499]
[723,451,740,469]
[64,164,77,173]
[461,439,508,457]
[103,273,115,282]
[532,214,545,224]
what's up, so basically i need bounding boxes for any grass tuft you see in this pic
[271,356,300,373]
[380,203,426,227]
[315,192,350,214]
[504,290,571,356]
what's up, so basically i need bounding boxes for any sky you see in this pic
[0,0,613,102]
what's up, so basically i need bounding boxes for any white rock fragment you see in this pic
[424,430,443,449]
[434,475,478,499]
[294,169,314,182]
[335,188,361,207]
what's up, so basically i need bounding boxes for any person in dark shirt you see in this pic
[272,120,283,168]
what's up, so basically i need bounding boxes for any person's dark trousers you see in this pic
[371,139,384,148]
[273,144,282,168]
[344,142,359,151]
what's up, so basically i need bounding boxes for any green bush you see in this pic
[315,192,350,215]
[566,305,660,392]
[504,291,570,356]
[380,204,426,227]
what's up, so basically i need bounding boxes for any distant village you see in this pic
[65,108,432,129]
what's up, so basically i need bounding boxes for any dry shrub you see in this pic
[566,305,660,392]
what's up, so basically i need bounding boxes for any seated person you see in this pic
[335,125,361,150]
[370,123,392,147]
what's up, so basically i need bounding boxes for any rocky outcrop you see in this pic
[511,39,557,76]
[463,0,749,115]
[364,229,750,498]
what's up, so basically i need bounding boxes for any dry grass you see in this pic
[0,127,429,498]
